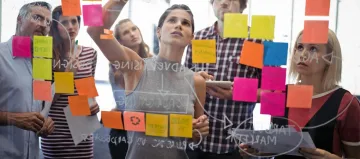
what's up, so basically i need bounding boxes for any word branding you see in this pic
[53,59,92,70]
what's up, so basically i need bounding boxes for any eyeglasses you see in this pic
[28,13,52,27]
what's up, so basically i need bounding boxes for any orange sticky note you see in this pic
[100,34,114,40]
[302,20,329,44]
[74,77,98,98]
[61,0,81,16]
[33,80,52,101]
[305,0,330,16]
[286,85,313,108]
[146,113,168,137]
[101,111,124,129]
[54,72,74,94]
[68,95,91,116]
[104,29,113,35]
[123,111,145,132]
[239,41,264,69]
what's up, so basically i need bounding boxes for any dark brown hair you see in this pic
[210,0,248,11]
[157,4,195,34]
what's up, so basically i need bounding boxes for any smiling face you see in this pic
[57,16,80,41]
[117,21,142,48]
[212,0,242,21]
[17,6,52,38]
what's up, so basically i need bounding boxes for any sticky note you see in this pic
[101,111,124,129]
[260,91,285,116]
[224,13,248,38]
[104,29,113,35]
[33,58,52,80]
[305,0,330,16]
[33,80,52,101]
[169,114,193,138]
[12,36,31,58]
[233,77,258,102]
[74,77,98,98]
[286,85,313,108]
[250,15,275,40]
[146,113,168,137]
[302,20,329,44]
[263,42,288,66]
[100,34,114,40]
[192,40,216,64]
[61,0,81,16]
[33,36,53,58]
[83,5,103,26]
[261,66,286,91]
[239,41,264,69]
[54,72,74,94]
[123,111,145,132]
[68,95,91,116]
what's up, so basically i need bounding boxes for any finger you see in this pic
[299,151,323,159]
[206,88,223,98]
[33,118,44,131]
[35,113,45,122]
[299,148,323,156]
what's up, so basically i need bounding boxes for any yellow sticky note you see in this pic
[33,36,53,58]
[54,72,74,94]
[250,15,276,40]
[146,113,168,137]
[33,58,52,80]
[224,13,248,38]
[169,114,193,138]
[192,40,216,64]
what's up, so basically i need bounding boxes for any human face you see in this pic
[156,9,193,48]
[212,0,242,22]
[118,21,142,48]
[18,6,51,38]
[57,16,79,41]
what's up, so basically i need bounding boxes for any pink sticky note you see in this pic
[83,5,103,26]
[233,77,258,102]
[260,91,286,116]
[261,66,286,91]
[12,36,31,58]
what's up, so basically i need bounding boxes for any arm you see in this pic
[193,73,206,119]
[341,96,360,158]
[0,112,12,125]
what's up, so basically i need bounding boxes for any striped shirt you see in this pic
[41,46,97,159]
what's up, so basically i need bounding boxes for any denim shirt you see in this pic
[109,65,126,111]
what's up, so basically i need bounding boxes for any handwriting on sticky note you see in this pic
[33,80,52,101]
[101,111,124,129]
[261,66,286,91]
[305,0,330,16]
[263,41,288,66]
[146,113,168,137]
[33,58,52,80]
[302,20,329,44]
[224,13,248,38]
[33,36,53,58]
[260,91,285,116]
[123,111,145,132]
[12,36,31,58]
[169,114,193,138]
[54,72,74,94]
[192,40,216,64]
[250,15,275,40]
[68,95,91,116]
[286,85,313,108]
[239,41,264,69]
[233,77,258,102]
[74,77,98,98]
[83,5,103,26]
[61,0,81,16]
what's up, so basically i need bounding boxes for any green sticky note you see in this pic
[250,15,276,40]
[33,58,52,80]
[33,36,53,58]
[224,13,248,38]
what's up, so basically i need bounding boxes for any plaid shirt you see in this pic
[185,22,263,154]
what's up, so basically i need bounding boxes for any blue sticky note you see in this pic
[263,42,288,66]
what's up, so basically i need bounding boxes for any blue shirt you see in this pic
[0,37,42,159]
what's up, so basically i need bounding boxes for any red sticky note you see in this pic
[305,0,330,16]
[74,77,98,98]
[261,66,286,91]
[123,111,145,132]
[240,41,264,69]
[101,111,124,130]
[61,0,81,16]
[33,80,52,101]
[260,91,286,116]
[233,77,258,102]
[302,20,329,44]
[68,95,91,116]
[12,36,31,58]
[83,5,103,26]
[286,85,313,108]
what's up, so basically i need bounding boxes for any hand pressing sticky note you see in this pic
[83,5,103,26]
[192,40,216,64]
[239,41,264,69]
[169,114,193,138]
[260,91,286,116]
[233,77,258,102]
[101,111,124,129]
[12,36,31,58]
[224,13,248,38]
[54,72,74,94]
[305,0,330,16]
[68,95,91,116]
[286,85,313,108]
[146,113,168,137]
[303,20,329,44]
[74,77,98,98]
[33,58,52,80]
[33,80,52,101]
[263,41,288,66]
[261,66,286,91]
[61,0,81,16]
[123,111,145,132]
[250,15,275,40]
[33,36,53,58]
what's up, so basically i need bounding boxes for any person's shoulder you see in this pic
[193,73,206,89]
[81,46,97,53]
[337,88,360,117]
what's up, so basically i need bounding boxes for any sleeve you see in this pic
[339,95,360,146]
[184,44,195,71]
[92,49,97,76]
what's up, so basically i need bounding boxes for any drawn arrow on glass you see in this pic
[188,129,202,150]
